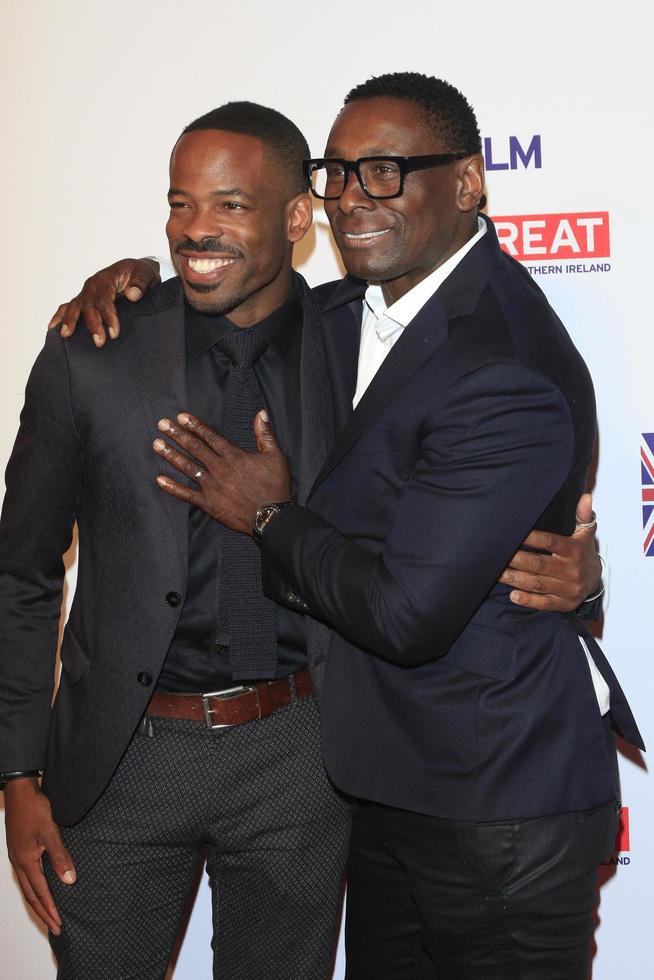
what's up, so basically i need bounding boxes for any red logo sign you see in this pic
[615,807,630,852]
[491,212,610,262]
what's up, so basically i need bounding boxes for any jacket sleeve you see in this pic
[262,361,577,667]
[0,332,82,770]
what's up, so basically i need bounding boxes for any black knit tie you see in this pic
[214,328,277,680]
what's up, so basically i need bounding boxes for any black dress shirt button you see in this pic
[137,671,153,687]
[166,591,182,607]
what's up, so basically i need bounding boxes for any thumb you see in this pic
[575,492,596,531]
[122,262,160,302]
[254,410,279,453]
[45,828,77,886]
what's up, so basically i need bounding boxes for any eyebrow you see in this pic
[323,147,396,159]
[167,187,256,201]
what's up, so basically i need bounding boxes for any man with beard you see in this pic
[36,80,611,978]
[0,102,352,980]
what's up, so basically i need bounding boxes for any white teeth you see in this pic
[187,257,235,272]
[343,229,390,240]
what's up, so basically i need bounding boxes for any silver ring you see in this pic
[194,469,203,480]
[575,517,597,530]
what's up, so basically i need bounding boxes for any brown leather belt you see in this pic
[146,667,312,729]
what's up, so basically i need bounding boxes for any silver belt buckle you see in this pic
[201,685,257,729]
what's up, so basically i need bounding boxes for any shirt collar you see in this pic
[185,281,302,361]
[363,216,487,331]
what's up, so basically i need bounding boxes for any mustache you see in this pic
[175,237,242,256]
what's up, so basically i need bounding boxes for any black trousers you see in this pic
[345,796,619,980]
[44,695,350,980]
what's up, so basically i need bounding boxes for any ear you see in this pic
[456,155,485,214]
[286,192,313,244]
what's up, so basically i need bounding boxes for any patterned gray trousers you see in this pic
[45,694,351,979]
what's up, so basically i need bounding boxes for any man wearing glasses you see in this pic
[18,74,635,978]
[144,74,640,978]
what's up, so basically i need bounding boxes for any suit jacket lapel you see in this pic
[130,278,189,568]
[296,279,337,504]
[320,277,364,434]
[310,289,449,494]
[308,218,506,496]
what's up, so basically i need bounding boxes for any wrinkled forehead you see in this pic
[325,98,437,157]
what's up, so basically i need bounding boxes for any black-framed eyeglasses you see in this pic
[303,153,469,200]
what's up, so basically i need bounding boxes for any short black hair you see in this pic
[181,101,310,197]
[343,72,481,156]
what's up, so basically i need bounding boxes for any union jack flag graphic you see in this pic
[641,434,654,556]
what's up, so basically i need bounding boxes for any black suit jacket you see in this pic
[263,217,643,822]
[0,275,335,825]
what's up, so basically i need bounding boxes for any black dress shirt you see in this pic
[157,283,308,693]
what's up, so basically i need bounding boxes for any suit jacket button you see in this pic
[137,671,153,687]
[166,591,181,607]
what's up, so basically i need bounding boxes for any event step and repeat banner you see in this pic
[2,1,651,977]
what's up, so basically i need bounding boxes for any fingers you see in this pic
[48,297,84,338]
[80,305,108,348]
[153,438,204,481]
[156,414,236,458]
[157,417,220,464]
[48,258,159,346]
[503,545,572,579]
[47,303,70,332]
[520,526,591,558]
[518,528,559,554]
[156,474,201,505]
[505,589,570,612]
[10,825,74,935]
[98,301,122,342]
[14,864,62,934]
[4,781,76,934]
[500,559,578,611]
[499,565,565,595]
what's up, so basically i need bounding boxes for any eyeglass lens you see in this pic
[310,160,402,200]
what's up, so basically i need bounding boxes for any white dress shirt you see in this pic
[353,218,486,408]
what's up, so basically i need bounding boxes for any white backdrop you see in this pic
[1,1,651,977]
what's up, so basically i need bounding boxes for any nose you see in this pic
[336,168,375,215]
[169,205,225,246]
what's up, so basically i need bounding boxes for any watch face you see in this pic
[253,501,293,540]
[254,503,279,535]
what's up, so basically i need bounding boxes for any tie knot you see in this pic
[216,328,267,368]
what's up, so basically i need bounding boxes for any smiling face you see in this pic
[323,97,484,303]
[166,130,311,326]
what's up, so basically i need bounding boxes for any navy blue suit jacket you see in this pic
[262,217,643,821]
